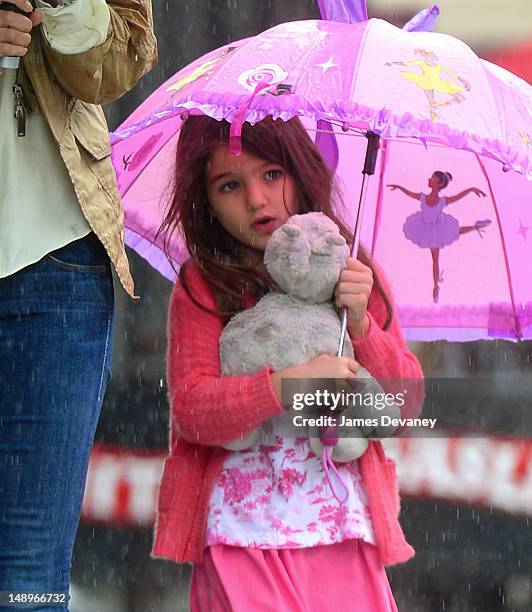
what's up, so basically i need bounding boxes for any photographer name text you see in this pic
[292,414,438,429]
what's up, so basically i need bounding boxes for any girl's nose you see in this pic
[245,185,268,211]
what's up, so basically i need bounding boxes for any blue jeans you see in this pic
[0,234,114,611]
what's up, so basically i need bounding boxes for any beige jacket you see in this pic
[21,1,157,297]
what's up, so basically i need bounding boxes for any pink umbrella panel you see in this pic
[110,18,532,342]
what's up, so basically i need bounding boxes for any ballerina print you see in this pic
[386,49,471,121]
[388,171,490,303]
[166,46,237,94]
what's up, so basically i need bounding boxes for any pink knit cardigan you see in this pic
[151,262,424,566]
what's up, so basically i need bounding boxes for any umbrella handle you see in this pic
[362,131,380,176]
[336,131,380,358]
[320,131,381,472]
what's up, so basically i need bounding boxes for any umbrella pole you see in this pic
[337,131,380,357]
[319,131,380,452]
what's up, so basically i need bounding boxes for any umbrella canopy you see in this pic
[110,18,532,341]
[317,124,532,341]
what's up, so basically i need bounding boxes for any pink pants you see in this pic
[190,540,398,611]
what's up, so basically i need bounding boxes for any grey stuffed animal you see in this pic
[219,212,400,460]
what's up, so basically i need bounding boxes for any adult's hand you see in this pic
[0,1,43,58]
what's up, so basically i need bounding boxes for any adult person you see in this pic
[0,1,157,609]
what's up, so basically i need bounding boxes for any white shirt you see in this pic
[205,417,376,549]
[0,0,110,278]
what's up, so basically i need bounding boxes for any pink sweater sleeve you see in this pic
[166,265,284,447]
[351,267,425,419]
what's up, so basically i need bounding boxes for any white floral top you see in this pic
[206,419,375,549]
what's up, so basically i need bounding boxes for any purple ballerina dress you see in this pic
[403,193,460,249]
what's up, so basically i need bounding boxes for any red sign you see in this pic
[81,436,532,526]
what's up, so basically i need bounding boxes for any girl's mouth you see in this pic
[252,216,277,234]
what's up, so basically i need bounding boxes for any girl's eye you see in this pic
[220,181,239,193]
[265,169,283,181]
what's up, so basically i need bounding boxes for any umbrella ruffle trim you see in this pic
[111,95,532,180]
[398,302,532,341]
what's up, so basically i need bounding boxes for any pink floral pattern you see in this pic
[206,421,375,549]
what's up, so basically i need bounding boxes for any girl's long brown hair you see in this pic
[159,115,393,329]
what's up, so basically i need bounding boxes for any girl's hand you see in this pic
[334,257,373,339]
[270,354,359,409]
[387,184,399,191]
[0,1,43,58]
[470,187,486,197]
[293,354,359,379]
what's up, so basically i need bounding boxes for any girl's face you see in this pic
[206,144,298,266]
[428,173,442,190]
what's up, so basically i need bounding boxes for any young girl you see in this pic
[151,115,424,611]
[388,171,489,303]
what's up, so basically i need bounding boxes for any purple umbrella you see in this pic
[111,5,532,341]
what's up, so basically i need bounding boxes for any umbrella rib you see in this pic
[307,122,366,138]
[370,138,388,257]
[475,154,523,339]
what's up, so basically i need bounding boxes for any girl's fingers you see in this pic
[345,256,371,270]
[340,259,373,282]
[347,358,358,371]
[335,290,368,306]
[335,281,371,296]
[345,359,359,376]
[337,276,373,294]
[339,267,372,281]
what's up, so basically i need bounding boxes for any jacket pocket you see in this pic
[69,99,111,160]
[46,233,109,272]
[69,99,119,205]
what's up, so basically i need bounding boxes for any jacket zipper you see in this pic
[13,66,31,137]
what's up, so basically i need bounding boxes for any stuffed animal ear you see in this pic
[326,233,346,246]
[282,225,300,238]
[279,224,310,277]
